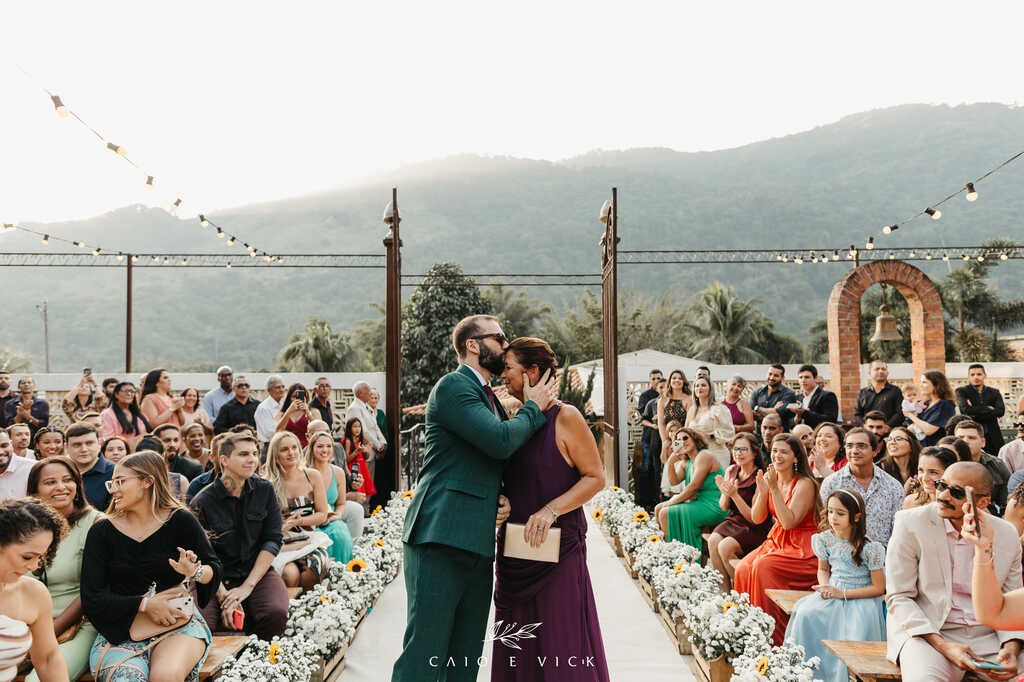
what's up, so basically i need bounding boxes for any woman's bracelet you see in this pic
[544,504,558,520]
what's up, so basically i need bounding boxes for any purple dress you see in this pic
[493,404,610,682]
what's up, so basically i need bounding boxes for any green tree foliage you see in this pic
[401,263,491,410]
[675,283,773,364]
[351,302,386,370]
[0,348,32,373]
[557,364,602,444]
[278,316,362,372]
[482,286,553,339]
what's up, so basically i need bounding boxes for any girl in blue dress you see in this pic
[784,488,885,682]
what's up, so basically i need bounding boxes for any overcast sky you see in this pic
[3,1,1023,223]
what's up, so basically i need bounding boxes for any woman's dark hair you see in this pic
[922,370,953,402]
[691,376,716,409]
[937,435,972,462]
[503,337,558,381]
[344,417,364,445]
[944,414,970,436]
[181,387,200,408]
[666,369,691,397]
[27,457,91,526]
[770,433,824,524]
[812,422,846,455]
[31,426,64,450]
[70,384,96,412]
[919,445,958,471]
[279,383,309,414]
[731,432,764,470]
[822,488,869,566]
[674,427,709,457]
[111,382,151,437]
[140,369,166,402]
[101,435,131,458]
[879,426,921,484]
[0,498,68,568]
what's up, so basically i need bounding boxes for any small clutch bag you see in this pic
[503,523,561,563]
[129,582,193,641]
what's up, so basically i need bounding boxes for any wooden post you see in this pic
[601,188,620,485]
[384,189,403,490]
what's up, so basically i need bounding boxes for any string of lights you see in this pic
[0,252,384,269]
[15,64,277,263]
[619,244,1023,265]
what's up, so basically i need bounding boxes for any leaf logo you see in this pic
[483,620,542,650]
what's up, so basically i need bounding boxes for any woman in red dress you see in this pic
[342,417,376,497]
[734,432,821,644]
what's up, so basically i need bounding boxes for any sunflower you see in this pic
[268,643,281,664]
[592,508,603,521]
[632,511,649,523]
[374,538,386,548]
[370,505,383,517]
[756,656,769,676]
[721,601,737,613]
[318,596,333,605]
[673,562,687,574]
[647,535,660,543]
[347,558,368,573]
[612,486,620,491]
[401,490,414,499]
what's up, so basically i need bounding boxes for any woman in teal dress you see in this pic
[27,457,101,681]
[306,432,354,562]
[654,427,728,548]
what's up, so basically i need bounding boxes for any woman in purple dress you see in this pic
[493,337,609,682]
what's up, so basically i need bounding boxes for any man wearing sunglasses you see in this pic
[213,375,259,435]
[392,314,558,682]
[886,461,1024,681]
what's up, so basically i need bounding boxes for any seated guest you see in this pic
[186,434,228,504]
[139,368,184,428]
[955,363,1006,455]
[791,424,814,456]
[879,426,921,486]
[179,387,213,437]
[181,423,211,470]
[708,433,772,590]
[685,377,735,469]
[100,382,150,446]
[64,423,113,511]
[735,433,821,644]
[0,435,33,501]
[659,420,685,498]
[4,378,50,440]
[886,462,1024,681]
[0,498,70,681]
[785,489,886,682]
[153,424,202,481]
[26,457,100,681]
[863,410,891,461]
[903,371,956,447]
[954,419,1011,515]
[307,421,364,539]
[8,424,34,460]
[274,383,321,448]
[262,432,330,588]
[99,436,129,465]
[998,418,1024,474]
[80,452,221,682]
[191,434,288,640]
[654,427,727,548]
[808,422,846,479]
[903,446,959,510]
[306,432,355,561]
[342,418,377,499]
[777,364,838,429]
[758,412,784,453]
[213,375,259,435]
[938,435,973,463]
[820,427,904,545]
[32,427,64,460]
[722,375,756,434]
[136,436,189,502]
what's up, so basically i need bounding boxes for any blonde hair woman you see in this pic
[262,432,331,589]
[80,452,221,682]
[304,432,354,562]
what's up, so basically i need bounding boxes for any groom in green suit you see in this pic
[392,314,557,681]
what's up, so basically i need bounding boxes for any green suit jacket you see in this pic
[402,364,547,558]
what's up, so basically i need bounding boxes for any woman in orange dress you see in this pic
[734,432,821,644]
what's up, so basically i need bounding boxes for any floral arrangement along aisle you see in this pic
[217,491,414,682]
[731,642,821,682]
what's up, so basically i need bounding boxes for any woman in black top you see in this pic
[81,452,221,682]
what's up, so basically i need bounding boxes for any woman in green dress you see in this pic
[305,432,354,562]
[26,457,101,681]
[654,427,728,549]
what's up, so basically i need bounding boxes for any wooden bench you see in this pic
[765,589,812,616]
[823,640,985,682]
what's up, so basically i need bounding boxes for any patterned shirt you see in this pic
[819,463,905,545]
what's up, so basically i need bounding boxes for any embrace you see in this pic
[391,315,611,682]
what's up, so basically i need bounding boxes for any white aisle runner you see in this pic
[341,512,697,682]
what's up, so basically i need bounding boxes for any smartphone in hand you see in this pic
[965,485,982,535]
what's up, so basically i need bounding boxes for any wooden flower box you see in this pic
[637,574,659,613]
[657,608,691,655]
[622,550,638,579]
[612,534,624,557]
[690,648,734,682]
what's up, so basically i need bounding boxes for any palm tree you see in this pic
[0,347,31,373]
[678,283,767,364]
[278,316,361,372]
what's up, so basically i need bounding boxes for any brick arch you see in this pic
[827,260,945,420]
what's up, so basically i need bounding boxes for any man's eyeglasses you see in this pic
[845,442,872,451]
[934,480,968,500]
[470,333,507,345]
[105,475,143,492]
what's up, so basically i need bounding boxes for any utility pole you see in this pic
[600,188,620,485]
[35,300,50,373]
[384,188,403,490]
[125,255,133,373]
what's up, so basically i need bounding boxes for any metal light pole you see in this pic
[600,189,620,485]
[125,254,133,373]
[35,300,50,373]
[383,188,403,490]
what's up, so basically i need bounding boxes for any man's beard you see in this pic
[478,344,505,375]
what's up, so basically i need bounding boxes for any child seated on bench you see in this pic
[785,489,885,682]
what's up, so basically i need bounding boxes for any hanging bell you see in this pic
[870,304,902,342]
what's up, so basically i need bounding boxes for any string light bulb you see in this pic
[832,250,840,261]
[41,234,49,245]
[50,95,69,118]
[181,257,188,265]
[131,255,139,263]
[908,250,915,258]
[810,252,817,263]
[263,253,272,262]
[145,176,154,190]
[925,252,933,260]
[925,207,941,220]
[171,198,182,214]
[883,224,898,235]
[248,249,257,258]
[92,247,100,256]
[1,224,12,231]
[163,257,170,265]
[1000,252,1009,260]
[866,237,875,250]
[73,241,85,248]
[116,252,125,261]
[199,215,208,227]
[776,253,782,261]
[965,183,978,202]
[962,253,970,261]
[977,255,985,262]
[225,262,231,270]
[795,255,804,264]
[888,251,895,260]
[942,252,950,262]
[226,236,235,246]
[106,142,127,156]
[152,255,160,262]
[216,228,225,239]
[782,254,789,263]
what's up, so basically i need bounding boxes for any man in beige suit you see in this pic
[886,462,1024,681]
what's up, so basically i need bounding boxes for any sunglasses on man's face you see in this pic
[471,333,507,345]
[934,480,967,500]
[235,383,250,389]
